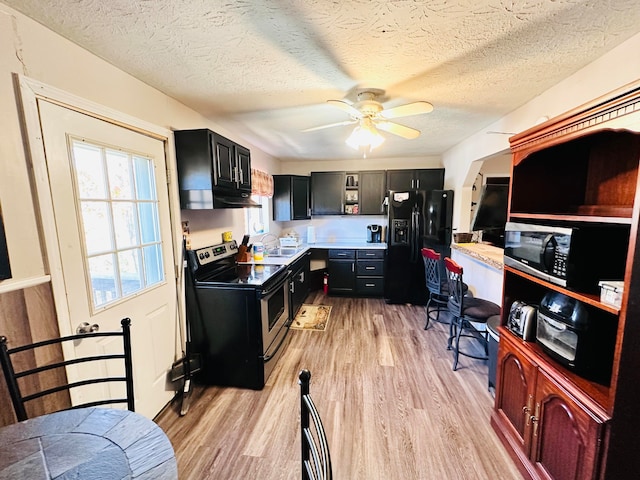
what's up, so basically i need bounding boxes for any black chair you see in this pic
[299,369,333,480]
[444,257,501,371]
[422,248,469,330]
[0,318,134,422]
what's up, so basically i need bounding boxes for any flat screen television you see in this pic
[471,183,509,247]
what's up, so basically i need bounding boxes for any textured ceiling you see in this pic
[5,0,640,160]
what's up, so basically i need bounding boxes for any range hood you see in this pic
[179,190,261,209]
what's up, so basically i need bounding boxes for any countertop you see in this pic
[451,242,504,270]
[238,242,387,266]
[310,241,387,250]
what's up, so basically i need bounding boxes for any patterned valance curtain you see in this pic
[251,168,274,197]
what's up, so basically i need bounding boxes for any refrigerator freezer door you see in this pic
[385,190,428,305]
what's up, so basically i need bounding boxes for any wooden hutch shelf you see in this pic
[492,79,640,480]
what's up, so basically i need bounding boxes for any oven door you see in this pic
[260,270,291,370]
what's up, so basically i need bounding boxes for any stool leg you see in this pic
[452,322,463,371]
[424,297,433,330]
[447,316,457,350]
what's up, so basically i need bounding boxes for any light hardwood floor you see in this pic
[155,291,522,479]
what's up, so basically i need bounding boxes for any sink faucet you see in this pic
[260,233,279,250]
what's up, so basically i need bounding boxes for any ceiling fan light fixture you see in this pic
[345,119,385,152]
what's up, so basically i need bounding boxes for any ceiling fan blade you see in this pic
[380,101,433,119]
[301,119,358,132]
[327,100,363,118]
[376,120,421,139]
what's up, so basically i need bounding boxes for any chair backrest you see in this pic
[444,257,465,317]
[299,369,332,480]
[422,248,444,295]
[0,318,134,422]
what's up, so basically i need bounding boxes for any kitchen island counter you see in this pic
[451,242,504,306]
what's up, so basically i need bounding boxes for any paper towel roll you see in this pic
[307,225,316,244]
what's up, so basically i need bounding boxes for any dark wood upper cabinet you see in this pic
[273,175,310,221]
[386,168,444,191]
[358,171,386,215]
[311,172,345,215]
[174,129,253,209]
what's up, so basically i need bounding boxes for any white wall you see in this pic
[280,155,442,175]
[443,32,640,232]
[0,4,281,285]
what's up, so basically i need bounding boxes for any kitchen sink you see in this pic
[265,247,300,258]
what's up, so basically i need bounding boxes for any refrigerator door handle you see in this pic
[410,210,420,263]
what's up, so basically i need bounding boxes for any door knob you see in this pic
[76,322,100,334]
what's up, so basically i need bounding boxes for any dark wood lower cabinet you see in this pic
[327,250,355,295]
[289,252,311,317]
[327,249,385,296]
[492,332,607,480]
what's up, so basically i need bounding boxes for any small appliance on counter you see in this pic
[279,236,302,248]
[367,224,382,243]
[507,300,537,341]
[536,291,616,382]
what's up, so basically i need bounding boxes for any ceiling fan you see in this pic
[302,88,434,150]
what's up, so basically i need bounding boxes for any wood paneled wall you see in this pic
[0,282,70,426]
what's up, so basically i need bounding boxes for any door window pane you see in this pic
[107,150,134,199]
[113,202,138,249]
[81,201,113,255]
[73,143,107,199]
[70,137,165,311]
[88,254,117,308]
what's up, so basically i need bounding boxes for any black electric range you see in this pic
[184,240,292,389]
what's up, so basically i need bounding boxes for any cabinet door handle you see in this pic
[365,283,375,287]
[365,266,375,270]
[352,263,355,272]
[531,402,541,437]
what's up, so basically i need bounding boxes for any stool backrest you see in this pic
[444,257,465,317]
[422,248,444,295]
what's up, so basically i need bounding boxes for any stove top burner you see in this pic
[187,240,288,288]
[197,264,286,286]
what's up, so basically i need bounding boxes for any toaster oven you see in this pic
[536,291,616,382]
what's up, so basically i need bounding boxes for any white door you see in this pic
[37,100,177,418]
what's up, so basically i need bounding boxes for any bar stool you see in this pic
[444,257,501,371]
[422,248,469,330]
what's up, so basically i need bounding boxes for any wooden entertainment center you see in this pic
[491,80,640,480]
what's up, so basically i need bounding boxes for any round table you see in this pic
[0,407,178,479]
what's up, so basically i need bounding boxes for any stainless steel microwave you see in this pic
[503,222,628,292]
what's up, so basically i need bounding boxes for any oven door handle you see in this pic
[261,325,291,363]
[261,270,290,297]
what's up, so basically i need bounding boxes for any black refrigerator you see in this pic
[384,189,453,305]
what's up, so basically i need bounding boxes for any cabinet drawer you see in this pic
[329,249,355,259]
[356,277,384,296]
[357,260,384,276]
[357,249,385,259]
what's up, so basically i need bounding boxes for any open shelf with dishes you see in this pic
[344,173,359,214]
[491,80,640,479]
